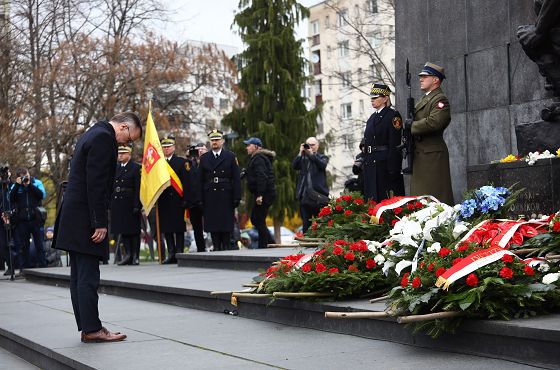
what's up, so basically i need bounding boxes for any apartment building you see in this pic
[307,0,395,194]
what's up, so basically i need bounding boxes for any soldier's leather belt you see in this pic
[114,186,133,193]
[366,145,388,153]
[211,177,231,184]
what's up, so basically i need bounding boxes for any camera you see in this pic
[23,176,30,184]
[240,168,247,179]
[188,145,199,158]
[303,143,310,150]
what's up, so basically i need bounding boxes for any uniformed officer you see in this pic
[185,143,207,252]
[199,130,241,251]
[110,145,141,265]
[404,62,454,205]
[362,83,405,202]
[157,135,188,264]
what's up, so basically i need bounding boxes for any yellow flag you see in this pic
[140,110,170,214]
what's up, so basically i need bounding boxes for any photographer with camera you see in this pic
[9,168,47,268]
[185,143,207,252]
[292,137,329,233]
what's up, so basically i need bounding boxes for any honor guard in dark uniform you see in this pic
[158,135,188,264]
[185,143,207,252]
[362,84,405,202]
[199,130,241,251]
[110,144,141,265]
[404,63,454,205]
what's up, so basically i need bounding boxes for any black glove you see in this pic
[404,119,413,130]
[233,199,240,208]
[132,208,140,215]
[181,201,188,209]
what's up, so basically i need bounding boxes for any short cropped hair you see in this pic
[110,112,142,137]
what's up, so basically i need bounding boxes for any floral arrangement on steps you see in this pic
[518,212,560,258]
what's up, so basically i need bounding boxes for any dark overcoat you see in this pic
[362,106,405,202]
[184,158,203,209]
[293,153,329,199]
[110,161,141,235]
[53,120,117,259]
[410,87,454,205]
[245,149,276,205]
[157,154,188,233]
[199,150,241,233]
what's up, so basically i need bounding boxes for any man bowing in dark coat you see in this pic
[53,112,142,343]
[199,130,241,251]
[110,144,142,265]
[362,83,405,202]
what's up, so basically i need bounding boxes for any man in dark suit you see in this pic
[362,83,405,202]
[157,136,188,264]
[293,137,329,233]
[199,130,241,251]
[53,112,142,343]
[185,143,207,252]
[110,145,142,265]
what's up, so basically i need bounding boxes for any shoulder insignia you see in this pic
[392,116,402,130]
[235,157,239,166]
[436,101,446,109]
[185,162,191,172]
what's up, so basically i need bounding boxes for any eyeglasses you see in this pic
[125,126,133,147]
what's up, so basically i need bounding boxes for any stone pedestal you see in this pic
[515,119,560,156]
[467,157,560,215]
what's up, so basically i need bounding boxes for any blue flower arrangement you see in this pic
[458,185,515,221]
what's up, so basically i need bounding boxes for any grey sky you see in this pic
[160,0,318,52]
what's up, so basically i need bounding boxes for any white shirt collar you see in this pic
[212,149,222,156]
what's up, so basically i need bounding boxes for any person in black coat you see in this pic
[53,112,142,343]
[243,137,276,249]
[185,143,207,252]
[362,83,405,202]
[293,137,329,233]
[110,145,141,265]
[199,130,241,251]
[157,135,188,264]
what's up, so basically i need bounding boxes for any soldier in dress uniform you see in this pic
[404,62,454,205]
[157,135,188,264]
[110,144,141,265]
[199,130,241,251]
[362,83,405,202]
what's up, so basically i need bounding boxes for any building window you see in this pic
[338,40,350,58]
[219,98,228,109]
[366,0,378,14]
[341,103,352,119]
[359,100,364,115]
[337,9,347,27]
[328,76,332,90]
[367,32,381,48]
[204,97,214,109]
[341,71,352,88]
[325,15,330,28]
[357,68,363,84]
[311,20,319,35]
[327,46,332,59]
[354,4,360,17]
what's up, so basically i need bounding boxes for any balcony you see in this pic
[311,34,320,46]
[313,62,321,75]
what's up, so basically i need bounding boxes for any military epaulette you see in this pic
[185,162,191,172]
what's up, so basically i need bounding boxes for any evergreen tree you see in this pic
[224,0,319,238]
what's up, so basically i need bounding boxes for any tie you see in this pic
[215,153,219,159]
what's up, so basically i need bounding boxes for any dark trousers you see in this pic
[189,207,205,252]
[164,232,184,256]
[300,204,321,233]
[69,252,102,333]
[118,233,140,263]
[16,220,46,268]
[250,201,274,249]
[211,232,230,251]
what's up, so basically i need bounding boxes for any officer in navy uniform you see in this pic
[362,83,405,202]
[110,144,141,265]
[199,130,241,251]
[157,136,188,264]
[185,143,207,252]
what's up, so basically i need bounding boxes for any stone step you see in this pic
[175,247,311,271]
[21,264,560,369]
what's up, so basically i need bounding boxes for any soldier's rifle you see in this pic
[399,59,414,174]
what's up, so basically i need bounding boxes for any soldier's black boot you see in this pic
[118,244,132,266]
[162,254,176,264]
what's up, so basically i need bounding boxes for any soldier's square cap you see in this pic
[208,129,224,140]
[370,83,391,98]
[418,62,446,80]
[161,135,176,147]
[118,145,132,153]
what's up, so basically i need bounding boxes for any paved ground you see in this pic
[0,347,38,370]
[0,276,545,370]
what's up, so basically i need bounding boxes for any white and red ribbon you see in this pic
[372,195,439,219]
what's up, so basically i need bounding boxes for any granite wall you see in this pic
[395,0,555,203]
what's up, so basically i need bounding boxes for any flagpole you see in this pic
[156,203,163,264]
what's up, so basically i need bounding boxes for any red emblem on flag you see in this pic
[437,101,445,109]
[143,143,160,174]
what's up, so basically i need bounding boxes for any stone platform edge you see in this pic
[22,269,560,369]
